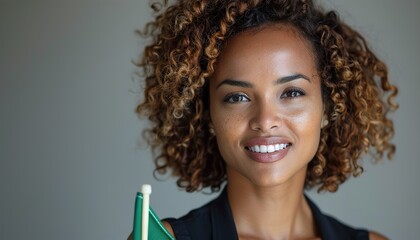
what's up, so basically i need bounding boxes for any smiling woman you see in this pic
[133,0,398,239]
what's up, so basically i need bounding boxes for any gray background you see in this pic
[1,0,419,239]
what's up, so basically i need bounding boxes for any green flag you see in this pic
[132,192,175,240]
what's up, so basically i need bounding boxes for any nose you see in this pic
[249,102,281,132]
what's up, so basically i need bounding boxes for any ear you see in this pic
[209,121,216,135]
[321,116,329,128]
[321,107,329,129]
[208,109,216,136]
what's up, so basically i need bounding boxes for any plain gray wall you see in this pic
[1,0,419,239]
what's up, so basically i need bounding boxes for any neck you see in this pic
[227,169,318,240]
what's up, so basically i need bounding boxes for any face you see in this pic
[209,24,324,188]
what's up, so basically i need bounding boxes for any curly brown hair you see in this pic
[135,0,398,193]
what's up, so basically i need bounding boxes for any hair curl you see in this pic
[135,0,398,193]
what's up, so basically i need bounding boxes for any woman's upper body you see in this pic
[132,0,397,239]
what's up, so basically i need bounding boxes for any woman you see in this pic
[134,0,398,239]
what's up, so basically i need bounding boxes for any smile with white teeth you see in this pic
[247,143,290,153]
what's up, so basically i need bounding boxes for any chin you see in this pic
[249,165,308,189]
[248,173,293,188]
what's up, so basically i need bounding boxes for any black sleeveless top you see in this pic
[165,188,369,240]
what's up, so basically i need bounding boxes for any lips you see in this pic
[244,137,292,163]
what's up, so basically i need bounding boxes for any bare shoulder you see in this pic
[162,220,175,237]
[369,231,389,240]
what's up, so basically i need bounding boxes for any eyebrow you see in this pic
[216,79,253,89]
[276,74,311,84]
[216,73,311,89]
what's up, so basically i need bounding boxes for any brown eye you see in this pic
[223,93,250,103]
[281,88,305,99]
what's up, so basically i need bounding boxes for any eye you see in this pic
[281,87,306,99]
[223,93,250,103]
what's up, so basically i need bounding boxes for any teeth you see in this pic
[260,145,268,153]
[255,145,260,152]
[248,144,289,153]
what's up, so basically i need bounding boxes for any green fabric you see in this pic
[133,192,175,240]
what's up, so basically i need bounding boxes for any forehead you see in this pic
[213,24,317,77]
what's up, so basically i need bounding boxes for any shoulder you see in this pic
[161,201,214,238]
[323,214,369,237]
[369,231,389,240]
[162,221,175,238]
[306,196,369,239]
[322,214,388,240]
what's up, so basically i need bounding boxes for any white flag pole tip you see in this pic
[141,184,152,195]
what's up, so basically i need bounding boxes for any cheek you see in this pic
[287,108,322,149]
[212,114,236,161]
[210,105,248,159]
[210,93,245,137]
[212,109,243,138]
